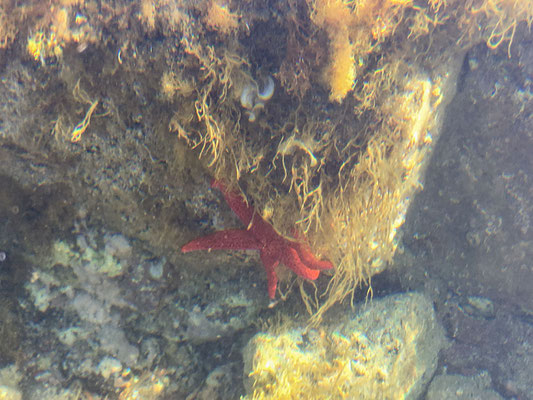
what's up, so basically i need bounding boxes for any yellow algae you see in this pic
[27,32,45,61]
[308,71,455,323]
[22,4,99,62]
[161,70,195,100]
[471,0,533,56]
[243,293,445,399]
[140,0,157,31]
[70,99,98,142]
[161,71,179,100]
[117,369,169,400]
[68,80,100,142]
[204,0,240,35]
[27,28,64,62]
[103,0,533,320]
[310,0,414,102]
[59,0,83,6]
[51,7,69,41]
[325,31,356,103]
[5,0,532,323]
[0,366,22,400]
[311,0,355,102]
[2,4,532,397]
[0,6,18,49]
[312,0,353,28]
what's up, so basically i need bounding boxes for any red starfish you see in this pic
[181,179,334,299]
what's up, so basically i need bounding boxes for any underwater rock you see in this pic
[427,371,504,400]
[150,285,260,344]
[0,2,531,398]
[440,300,533,400]
[0,386,22,400]
[22,235,145,386]
[460,295,495,319]
[0,366,22,400]
[191,363,242,400]
[104,233,133,261]
[97,356,122,380]
[243,292,447,399]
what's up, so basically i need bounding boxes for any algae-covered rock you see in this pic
[0,365,22,400]
[243,292,446,399]
[2,0,531,322]
[0,386,21,400]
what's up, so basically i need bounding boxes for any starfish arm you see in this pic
[260,251,280,299]
[186,179,334,299]
[282,246,320,281]
[181,229,261,253]
[291,241,334,271]
[212,180,283,244]
[212,179,255,227]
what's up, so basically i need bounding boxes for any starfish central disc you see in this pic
[182,180,334,299]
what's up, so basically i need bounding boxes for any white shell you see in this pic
[240,84,255,110]
[257,76,275,101]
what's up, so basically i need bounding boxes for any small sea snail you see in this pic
[240,75,275,122]
[257,76,275,101]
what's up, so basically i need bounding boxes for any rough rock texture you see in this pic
[188,363,243,400]
[0,3,531,399]
[243,292,446,400]
[0,366,22,400]
[439,301,533,400]
[390,40,533,400]
[427,371,504,400]
[396,40,533,310]
[20,231,254,398]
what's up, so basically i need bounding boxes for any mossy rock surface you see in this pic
[243,292,447,400]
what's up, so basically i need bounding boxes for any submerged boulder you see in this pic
[243,292,447,400]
